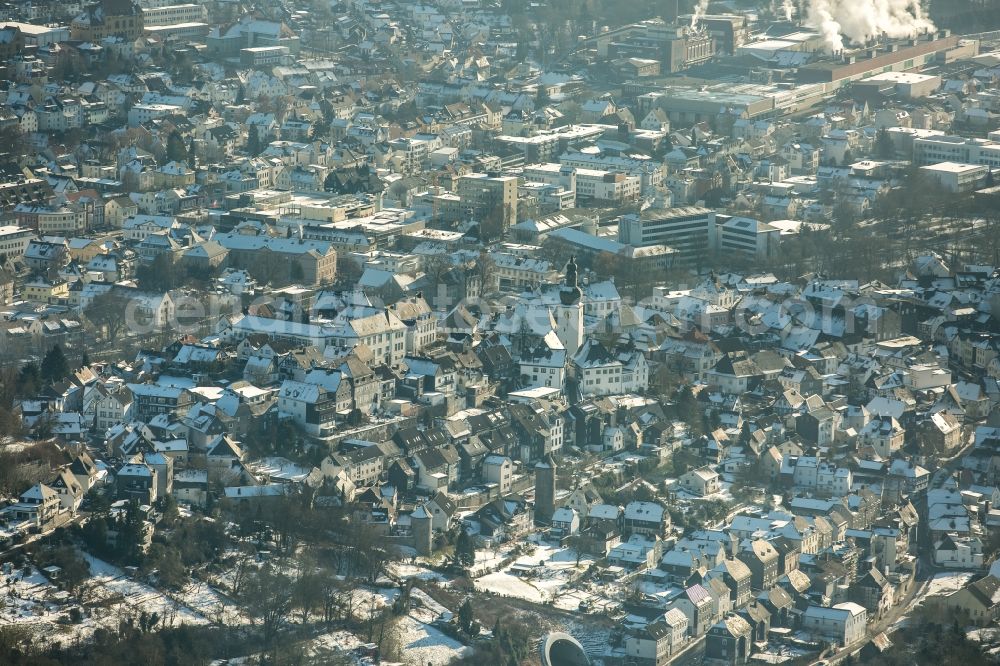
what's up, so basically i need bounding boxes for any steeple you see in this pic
[560,256,582,305]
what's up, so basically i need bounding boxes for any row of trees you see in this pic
[0,346,76,439]
[2,623,243,666]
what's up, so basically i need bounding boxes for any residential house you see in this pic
[704,614,753,665]
[945,576,1000,626]
[801,602,868,646]
[1,483,65,530]
[738,540,780,591]
[679,468,721,496]
[670,583,714,637]
[624,501,669,539]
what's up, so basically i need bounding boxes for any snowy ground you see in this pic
[327,584,469,665]
[7,546,466,665]
[965,626,1000,661]
[390,562,449,582]
[0,553,241,648]
[473,538,594,607]
[0,567,93,647]
[920,571,976,603]
[82,554,209,626]
[171,577,248,626]
[967,627,1000,643]
[888,570,977,634]
[749,644,814,663]
[306,630,372,663]
[673,481,736,503]
[394,615,471,665]
[467,544,516,577]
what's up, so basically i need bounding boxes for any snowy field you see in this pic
[82,554,209,626]
[0,567,94,646]
[390,562,450,582]
[473,539,594,607]
[337,584,470,665]
[172,577,248,625]
[0,553,242,648]
[394,615,471,665]
[468,546,514,576]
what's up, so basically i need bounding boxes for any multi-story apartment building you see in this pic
[455,173,519,231]
[0,225,34,261]
[560,151,665,192]
[522,163,642,204]
[14,205,87,235]
[618,206,716,261]
[140,2,205,25]
[715,215,780,261]
[912,134,1000,168]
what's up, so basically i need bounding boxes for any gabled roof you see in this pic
[428,490,456,516]
[207,434,243,459]
[685,583,712,606]
[965,575,1000,609]
[20,483,58,502]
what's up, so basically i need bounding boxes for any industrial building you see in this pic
[796,31,972,86]
[595,21,716,73]
[632,83,829,124]
[854,71,941,98]
[140,2,205,26]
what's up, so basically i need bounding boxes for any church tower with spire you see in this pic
[555,256,584,357]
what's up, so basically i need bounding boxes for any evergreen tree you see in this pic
[17,362,41,396]
[40,345,69,384]
[458,598,474,633]
[874,128,895,160]
[166,129,187,163]
[115,500,147,566]
[454,528,475,568]
[188,138,197,167]
[247,124,262,156]
[535,83,549,108]
[80,351,90,367]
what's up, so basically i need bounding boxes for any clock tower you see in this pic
[555,256,584,357]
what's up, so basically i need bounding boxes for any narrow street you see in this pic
[826,562,931,664]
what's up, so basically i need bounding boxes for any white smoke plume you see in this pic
[691,0,709,28]
[804,0,934,52]
[782,0,795,21]
[807,0,844,52]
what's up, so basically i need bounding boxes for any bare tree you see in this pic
[84,290,132,341]
[318,570,353,625]
[238,564,293,647]
[291,555,325,624]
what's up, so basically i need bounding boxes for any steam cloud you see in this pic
[803,0,935,52]
[691,0,709,27]
[782,0,795,21]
